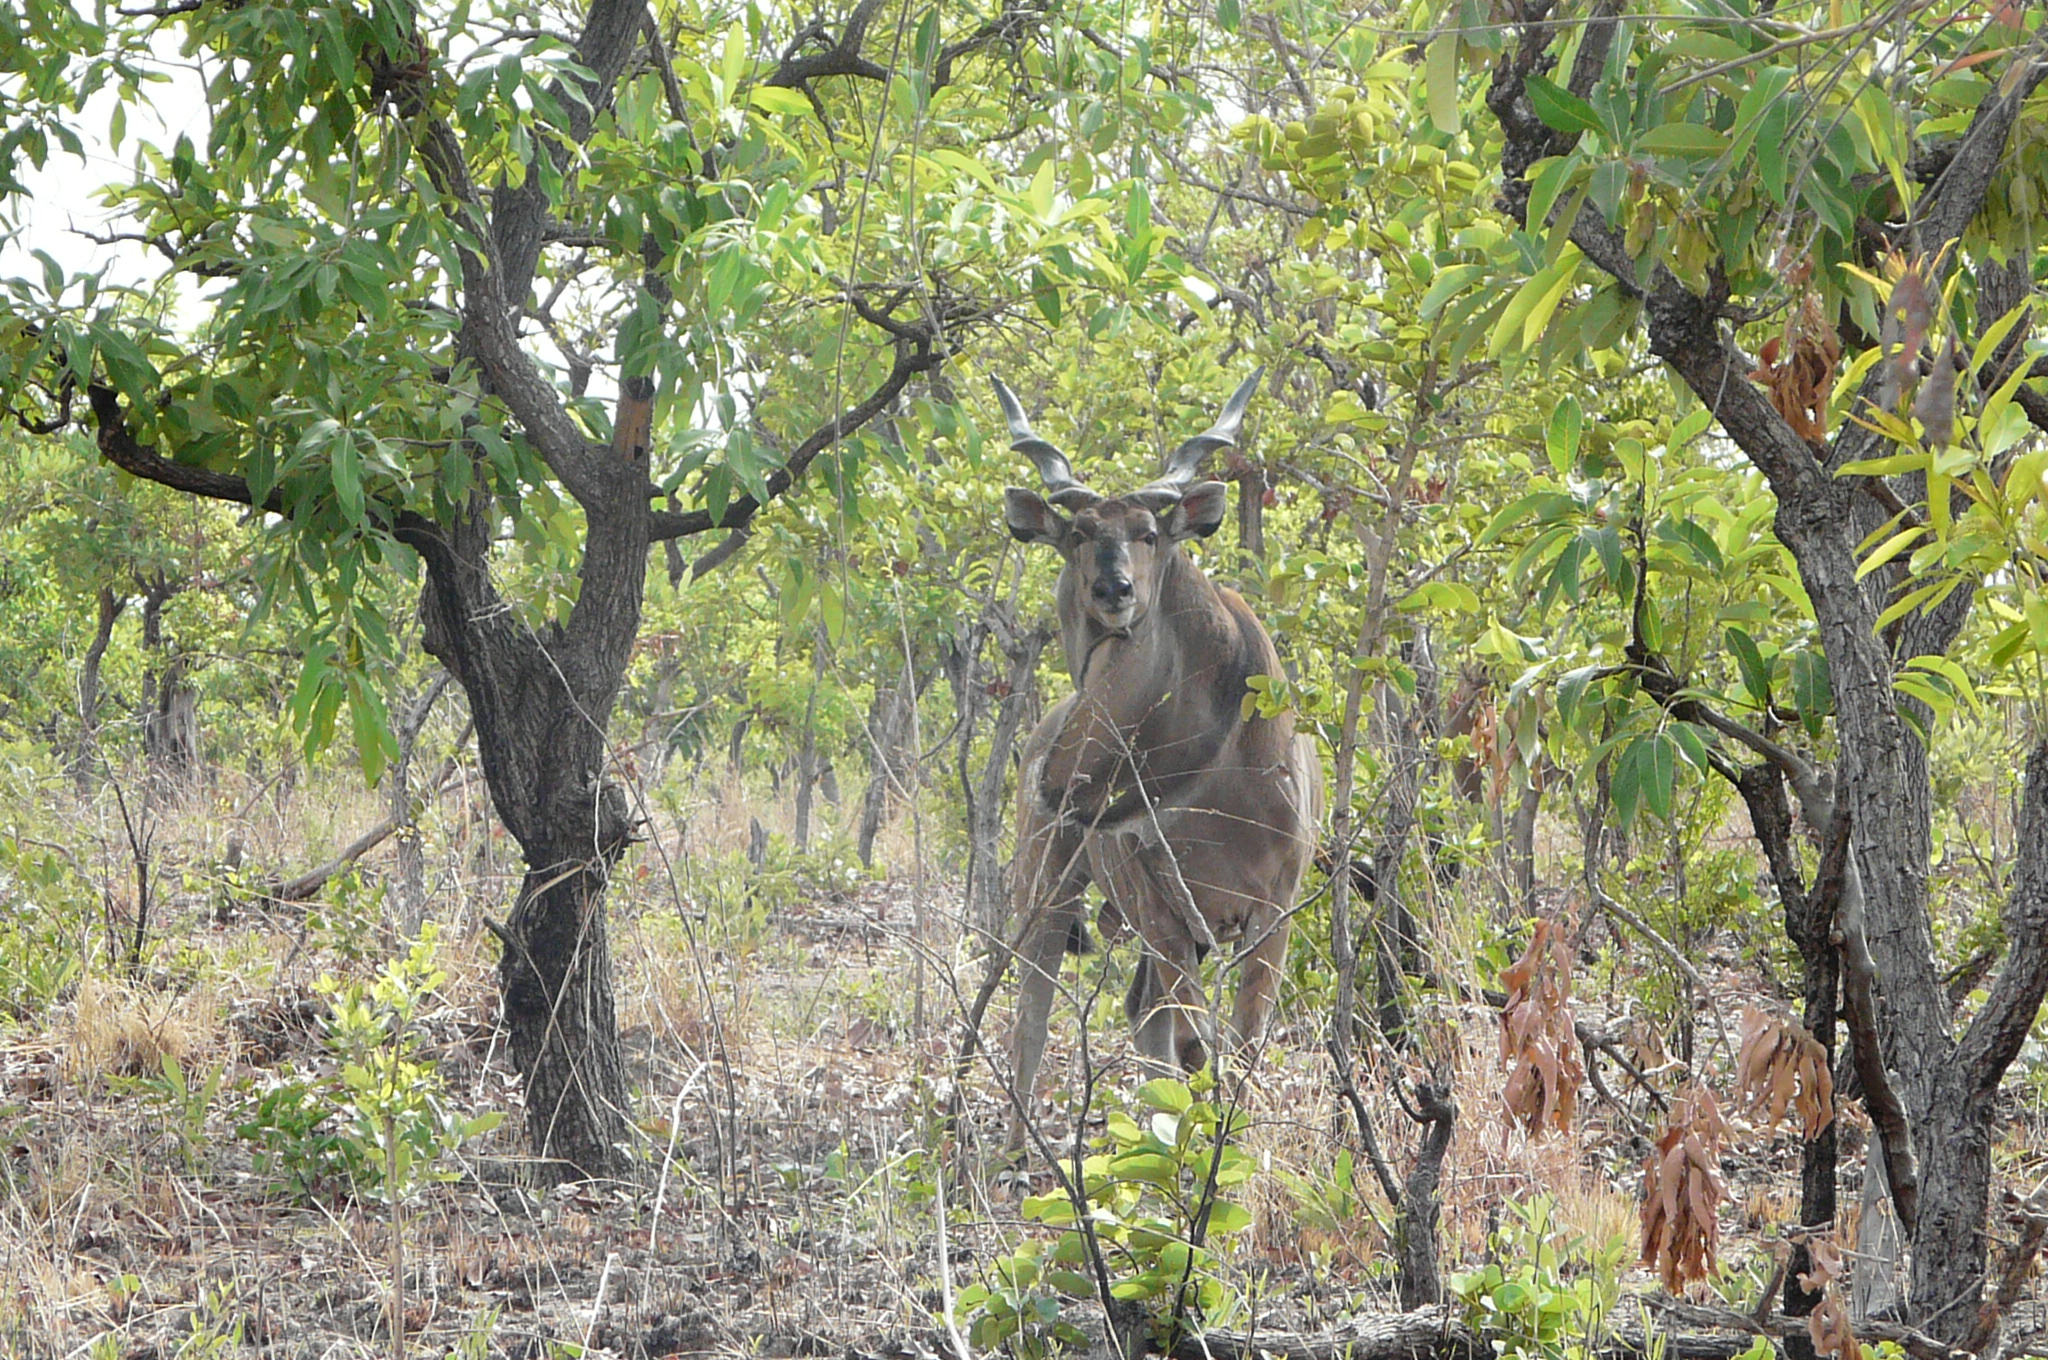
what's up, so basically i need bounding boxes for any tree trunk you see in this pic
[138,574,199,790]
[1728,762,1839,1348]
[1483,27,2048,1331]
[1236,464,1266,565]
[404,482,646,1184]
[74,584,124,783]
[1904,738,2048,1336]
[965,618,1050,943]
[387,673,451,938]
[1395,1078,1455,1310]
[857,659,919,868]
[1371,631,1442,1047]
[794,642,823,852]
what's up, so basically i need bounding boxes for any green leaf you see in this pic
[1670,408,1714,446]
[1643,732,1676,820]
[1836,452,1930,478]
[1545,396,1583,476]
[1725,67,1795,172]
[1610,735,1644,825]
[1591,525,1630,596]
[1636,122,1729,157]
[31,249,63,300]
[1523,74,1605,136]
[1136,1078,1192,1113]
[1108,1151,1179,1186]
[748,87,811,118]
[1399,580,1482,614]
[1903,654,1983,716]
[1656,517,1724,573]
[1725,627,1770,708]
[1789,650,1833,735]
[1670,721,1712,774]
[720,21,747,104]
[1426,33,1461,135]
[1489,249,1582,358]
[1420,264,1487,320]
[1874,578,1953,631]
[1857,524,1928,580]
[1204,1201,1252,1235]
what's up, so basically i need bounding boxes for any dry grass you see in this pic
[2,757,2044,1360]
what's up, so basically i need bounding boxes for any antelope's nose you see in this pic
[1092,576,1134,605]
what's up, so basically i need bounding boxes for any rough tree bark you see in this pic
[1394,1078,1455,1310]
[137,572,198,789]
[1730,762,1838,1351]
[951,605,1051,943]
[856,657,920,868]
[1488,14,2048,1338]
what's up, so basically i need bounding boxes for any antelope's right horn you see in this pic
[993,377,1097,509]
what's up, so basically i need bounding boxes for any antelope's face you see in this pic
[992,369,1258,634]
[1006,483,1229,633]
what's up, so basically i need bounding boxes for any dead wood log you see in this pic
[1152,1297,1972,1360]
[1164,1304,1478,1360]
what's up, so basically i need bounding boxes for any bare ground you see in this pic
[4,784,2046,1360]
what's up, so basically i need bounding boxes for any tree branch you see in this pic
[649,323,942,543]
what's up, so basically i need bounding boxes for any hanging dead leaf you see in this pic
[1640,1083,1728,1292]
[1913,340,1964,447]
[1807,1284,1859,1359]
[1734,1008,1834,1140]
[1876,249,1942,415]
[1796,1233,1846,1294]
[1751,288,1841,446]
[1498,918,1583,1135]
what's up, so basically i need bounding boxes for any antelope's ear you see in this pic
[1005,487,1070,546]
[1163,480,1228,540]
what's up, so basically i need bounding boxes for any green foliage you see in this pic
[960,1076,1255,1354]
[236,926,499,1203]
[1274,1147,1385,1250]
[1451,1198,1628,1360]
[0,767,94,1026]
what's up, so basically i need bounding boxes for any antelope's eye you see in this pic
[1140,530,1158,545]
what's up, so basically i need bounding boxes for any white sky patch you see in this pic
[2,30,210,309]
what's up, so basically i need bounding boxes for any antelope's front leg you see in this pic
[1007,766,1092,1155]
[1227,906,1291,1060]
[1036,689,1135,827]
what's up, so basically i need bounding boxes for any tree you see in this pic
[1448,2,2048,1342]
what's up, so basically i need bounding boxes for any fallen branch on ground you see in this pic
[258,726,471,904]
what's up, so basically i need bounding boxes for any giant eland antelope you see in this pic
[996,370,1324,1151]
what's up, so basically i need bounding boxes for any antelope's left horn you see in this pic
[1140,367,1264,499]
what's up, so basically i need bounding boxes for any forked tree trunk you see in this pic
[405,486,646,1183]
[1487,24,2048,1338]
